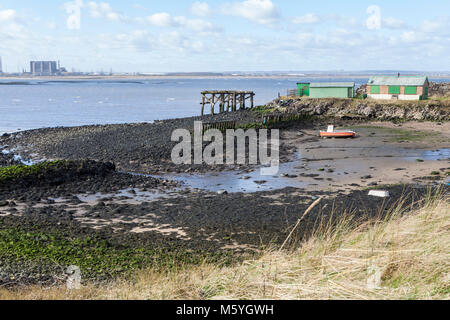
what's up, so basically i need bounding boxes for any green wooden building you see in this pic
[297,83,310,97]
[367,76,429,100]
[297,82,355,98]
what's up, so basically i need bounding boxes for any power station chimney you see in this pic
[0,56,3,74]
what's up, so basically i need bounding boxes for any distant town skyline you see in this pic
[0,1,449,73]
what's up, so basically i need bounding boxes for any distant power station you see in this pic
[30,61,61,76]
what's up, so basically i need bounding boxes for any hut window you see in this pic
[388,86,401,94]
[404,86,417,95]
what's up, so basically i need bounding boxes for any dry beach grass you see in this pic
[1,188,448,300]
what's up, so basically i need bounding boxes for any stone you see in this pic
[368,190,389,198]
[217,190,228,195]
[253,180,267,185]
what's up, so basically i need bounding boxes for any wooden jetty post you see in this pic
[200,90,255,116]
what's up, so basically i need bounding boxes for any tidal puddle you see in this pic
[407,148,450,161]
[154,148,450,193]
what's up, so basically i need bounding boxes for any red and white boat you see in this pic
[320,125,356,138]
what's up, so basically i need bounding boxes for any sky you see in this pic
[0,0,449,73]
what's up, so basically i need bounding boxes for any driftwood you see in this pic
[279,197,323,251]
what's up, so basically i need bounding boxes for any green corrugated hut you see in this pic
[309,82,355,98]
[297,82,355,98]
[297,83,310,97]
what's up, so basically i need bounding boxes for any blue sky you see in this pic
[0,0,449,72]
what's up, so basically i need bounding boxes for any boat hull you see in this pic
[320,131,356,138]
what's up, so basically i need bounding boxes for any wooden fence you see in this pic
[200,113,309,133]
[286,89,298,97]
[262,114,309,126]
[202,121,237,133]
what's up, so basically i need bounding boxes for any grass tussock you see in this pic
[1,192,448,300]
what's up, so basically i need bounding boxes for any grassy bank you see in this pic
[1,189,448,300]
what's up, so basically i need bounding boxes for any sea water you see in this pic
[1,77,449,134]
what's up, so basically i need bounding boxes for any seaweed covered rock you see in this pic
[0,160,115,189]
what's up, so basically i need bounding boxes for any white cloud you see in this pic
[63,1,128,29]
[328,14,359,28]
[365,5,381,30]
[190,2,211,17]
[146,13,222,35]
[401,31,419,43]
[86,2,127,22]
[173,16,222,34]
[421,16,450,34]
[64,0,83,30]
[47,21,57,29]
[422,20,441,33]
[383,17,406,29]
[223,0,280,26]
[0,9,16,22]
[147,12,172,27]
[293,13,320,25]
[0,8,27,37]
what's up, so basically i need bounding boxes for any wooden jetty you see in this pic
[201,90,255,116]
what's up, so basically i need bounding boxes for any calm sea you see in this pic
[0,77,448,134]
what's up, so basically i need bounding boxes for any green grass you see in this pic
[0,227,234,280]
[252,105,277,115]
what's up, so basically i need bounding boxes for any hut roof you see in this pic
[368,76,428,86]
[309,82,355,88]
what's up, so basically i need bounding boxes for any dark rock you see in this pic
[254,180,267,185]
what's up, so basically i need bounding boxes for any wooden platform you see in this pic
[201,90,255,116]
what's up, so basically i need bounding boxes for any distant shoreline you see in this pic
[1,74,450,81]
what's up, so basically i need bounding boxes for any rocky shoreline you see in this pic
[266,97,450,121]
[0,110,297,175]
[0,102,449,288]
